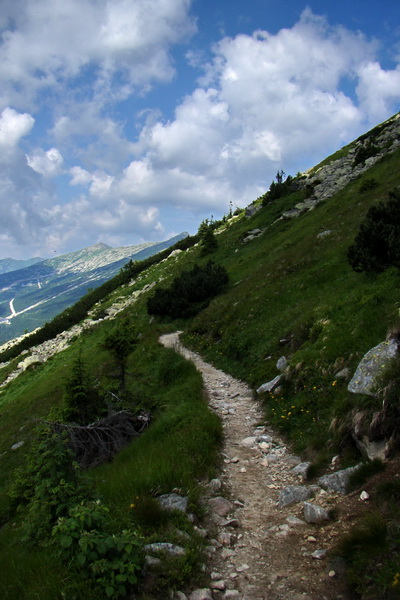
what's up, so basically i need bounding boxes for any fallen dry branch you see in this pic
[38,410,150,468]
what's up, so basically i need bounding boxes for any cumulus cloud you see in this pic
[26,147,64,177]
[0,0,196,110]
[0,107,34,152]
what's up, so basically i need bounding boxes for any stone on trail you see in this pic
[291,461,312,481]
[303,502,331,524]
[188,589,213,600]
[208,496,234,517]
[240,436,257,447]
[318,464,362,495]
[277,485,317,508]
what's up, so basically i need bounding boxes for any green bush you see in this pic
[52,500,141,599]
[347,188,400,273]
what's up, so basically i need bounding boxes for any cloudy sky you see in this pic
[1,0,400,259]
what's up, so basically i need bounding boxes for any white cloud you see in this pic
[0,107,34,151]
[26,147,63,177]
[0,0,196,110]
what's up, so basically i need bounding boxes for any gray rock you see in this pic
[291,461,312,480]
[318,464,362,495]
[144,555,162,567]
[207,496,234,517]
[277,485,317,508]
[208,478,222,492]
[303,502,331,524]
[311,549,328,559]
[157,493,188,513]
[286,515,307,527]
[335,367,352,380]
[276,356,287,371]
[256,375,282,394]
[188,589,213,600]
[144,542,185,556]
[11,441,24,450]
[240,436,257,447]
[256,434,273,443]
[348,339,398,396]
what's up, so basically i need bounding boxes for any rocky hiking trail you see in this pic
[160,332,357,600]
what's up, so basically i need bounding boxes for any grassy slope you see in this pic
[0,125,399,597]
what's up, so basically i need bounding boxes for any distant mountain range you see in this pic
[0,256,44,274]
[0,234,188,345]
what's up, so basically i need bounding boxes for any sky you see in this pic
[1,0,400,259]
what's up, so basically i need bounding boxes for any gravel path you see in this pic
[159,332,349,600]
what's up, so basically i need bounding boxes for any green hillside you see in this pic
[1,114,400,599]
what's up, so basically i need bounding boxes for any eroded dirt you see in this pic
[159,332,367,600]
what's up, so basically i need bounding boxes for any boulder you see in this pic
[207,496,234,517]
[348,339,398,396]
[318,465,361,495]
[276,356,287,371]
[291,462,312,481]
[277,485,317,508]
[303,502,331,524]
[156,493,188,513]
[256,375,282,394]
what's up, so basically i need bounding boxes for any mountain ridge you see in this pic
[0,233,188,343]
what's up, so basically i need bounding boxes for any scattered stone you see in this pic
[286,516,307,527]
[144,542,185,556]
[157,493,188,513]
[221,548,235,559]
[303,502,331,524]
[208,478,222,492]
[11,441,24,450]
[174,592,188,600]
[256,434,273,443]
[188,589,213,600]
[291,462,311,481]
[276,356,288,371]
[144,555,162,567]
[208,497,234,518]
[311,549,327,560]
[318,465,362,495]
[223,591,240,599]
[211,580,226,590]
[256,375,282,394]
[240,436,257,447]
[236,563,249,572]
[277,485,317,508]
[223,519,240,528]
[360,490,370,501]
[329,570,336,578]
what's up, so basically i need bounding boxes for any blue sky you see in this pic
[1,0,400,259]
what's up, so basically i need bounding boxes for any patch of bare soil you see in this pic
[159,332,376,600]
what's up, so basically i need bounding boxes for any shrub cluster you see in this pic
[261,170,300,206]
[147,261,229,319]
[347,188,400,273]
